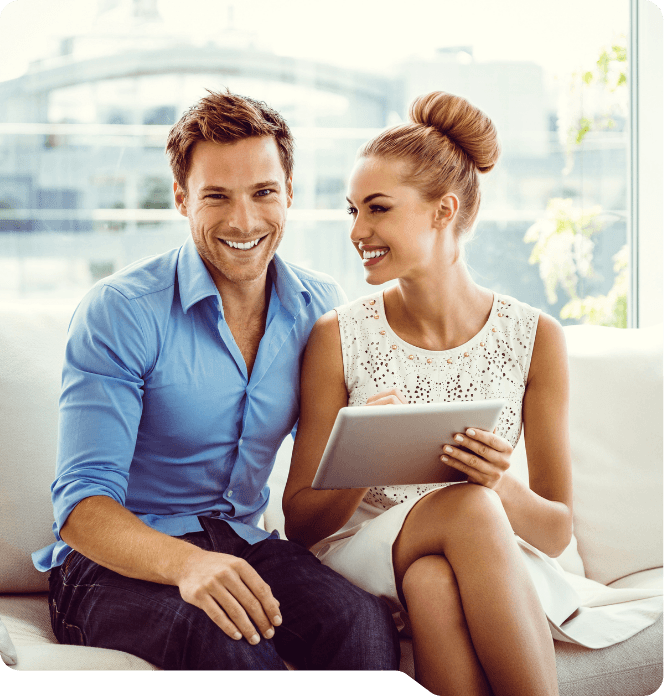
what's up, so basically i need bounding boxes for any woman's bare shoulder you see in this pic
[529,312,568,384]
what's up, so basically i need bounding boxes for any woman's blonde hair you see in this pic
[359,91,500,236]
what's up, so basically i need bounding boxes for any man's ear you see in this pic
[286,176,294,209]
[174,182,188,217]
[434,193,459,228]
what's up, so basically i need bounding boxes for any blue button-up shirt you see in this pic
[33,236,345,572]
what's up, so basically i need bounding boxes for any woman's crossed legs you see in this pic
[393,483,559,696]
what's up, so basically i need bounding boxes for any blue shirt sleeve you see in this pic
[51,283,149,539]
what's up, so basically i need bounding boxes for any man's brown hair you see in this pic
[166,90,294,192]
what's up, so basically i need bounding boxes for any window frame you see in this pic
[629,0,663,328]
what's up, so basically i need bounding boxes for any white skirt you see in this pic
[312,483,663,648]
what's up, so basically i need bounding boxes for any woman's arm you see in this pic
[440,313,574,557]
[512,312,574,555]
[282,311,369,549]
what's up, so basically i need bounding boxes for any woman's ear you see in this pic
[434,193,459,228]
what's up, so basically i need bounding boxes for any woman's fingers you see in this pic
[366,387,408,406]
[441,446,494,475]
[464,427,513,454]
[440,454,482,482]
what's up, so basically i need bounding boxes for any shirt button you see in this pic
[228,490,233,497]
[239,438,243,446]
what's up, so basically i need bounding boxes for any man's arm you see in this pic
[61,496,281,644]
[55,285,280,644]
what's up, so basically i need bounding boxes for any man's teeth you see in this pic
[223,238,261,250]
[363,249,388,259]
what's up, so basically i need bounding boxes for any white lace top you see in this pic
[336,290,540,511]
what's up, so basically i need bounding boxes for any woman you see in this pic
[282,91,571,695]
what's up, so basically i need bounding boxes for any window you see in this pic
[0,0,649,329]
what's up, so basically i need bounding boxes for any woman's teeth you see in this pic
[222,238,262,250]
[363,249,388,259]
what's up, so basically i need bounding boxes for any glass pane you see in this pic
[0,0,630,326]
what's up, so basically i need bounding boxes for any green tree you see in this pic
[526,38,628,327]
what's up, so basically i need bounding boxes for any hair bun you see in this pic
[409,91,500,173]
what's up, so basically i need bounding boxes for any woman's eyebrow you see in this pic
[346,193,393,205]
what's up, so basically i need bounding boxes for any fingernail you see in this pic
[250,634,260,645]
[441,455,448,462]
[444,445,453,453]
[264,628,275,639]
[273,615,282,626]
[233,632,242,640]
[454,434,463,442]
[466,428,476,437]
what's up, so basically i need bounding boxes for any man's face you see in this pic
[174,136,292,290]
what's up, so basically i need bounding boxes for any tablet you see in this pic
[311,399,506,490]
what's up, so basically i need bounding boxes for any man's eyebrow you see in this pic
[199,181,282,193]
[346,193,393,205]
[254,180,281,189]
[200,185,229,193]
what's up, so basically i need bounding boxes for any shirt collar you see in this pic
[269,253,312,318]
[177,236,220,314]
[177,236,312,317]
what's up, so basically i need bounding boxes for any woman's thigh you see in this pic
[392,482,511,597]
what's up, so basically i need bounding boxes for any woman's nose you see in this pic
[349,214,368,243]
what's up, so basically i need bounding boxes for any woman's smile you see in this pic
[361,246,390,266]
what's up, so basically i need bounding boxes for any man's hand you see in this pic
[177,547,282,644]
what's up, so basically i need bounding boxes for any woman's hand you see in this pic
[365,388,408,406]
[441,428,513,493]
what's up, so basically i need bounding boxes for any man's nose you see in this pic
[227,198,255,233]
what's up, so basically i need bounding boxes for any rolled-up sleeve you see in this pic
[52,283,148,539]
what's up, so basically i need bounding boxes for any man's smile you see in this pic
[220,235,267,250]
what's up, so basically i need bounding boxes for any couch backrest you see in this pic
[0,301,77,592]
[1,301,661,593]
[563,324,662,584]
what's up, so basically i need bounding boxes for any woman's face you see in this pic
[346,156,452,285]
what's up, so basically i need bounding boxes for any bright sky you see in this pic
[0,0,637,84]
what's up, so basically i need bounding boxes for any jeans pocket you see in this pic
[61,618,86,646]
[49,596,87,647]
[60,550,79,581]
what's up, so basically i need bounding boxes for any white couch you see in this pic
[0,299,662,695]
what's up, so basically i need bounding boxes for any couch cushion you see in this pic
[0,593,156,670]
[0,301,78,592]
[388,623,663,695]
[609,568,663,592]
[0,616,17,666]
[555,615,663,696]
[563,325,663,586]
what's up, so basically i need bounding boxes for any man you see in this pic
[32,91,400,670]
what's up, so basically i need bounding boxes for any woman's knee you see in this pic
[402,555,457,603]
[429,482,508,528]
[401,555,465,624]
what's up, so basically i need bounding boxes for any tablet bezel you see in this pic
[311,399,506,490]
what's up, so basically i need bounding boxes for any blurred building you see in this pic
[0,0,627,312]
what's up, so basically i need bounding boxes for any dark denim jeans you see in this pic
[48,517,400,670]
